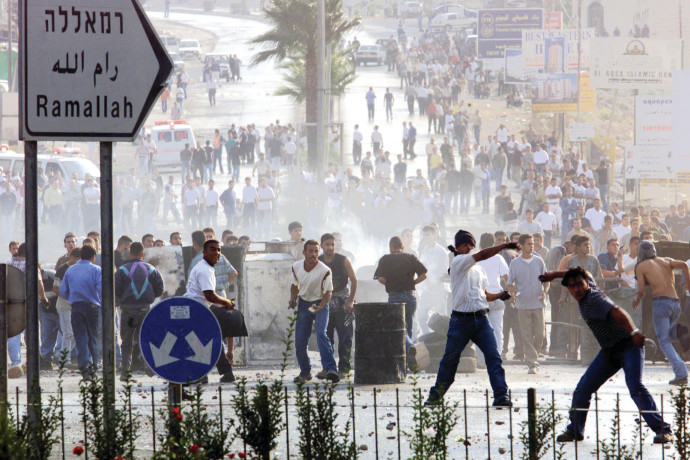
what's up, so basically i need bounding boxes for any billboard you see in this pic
[672,70,690,172]
[478,8,543,66]
[625,145,674,179]
[505,48,529,84]
[531,72,595,113]
[635,96,672,147]
[521,28,593,74]
[590,38,682,89]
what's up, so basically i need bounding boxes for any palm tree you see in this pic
[250,0,359,171]
[274,47,357,103]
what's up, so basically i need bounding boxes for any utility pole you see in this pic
[316,0,326,181]
[576,0,583,160]
[7,0,12,91]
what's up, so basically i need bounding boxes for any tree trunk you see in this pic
[304,47,319,172]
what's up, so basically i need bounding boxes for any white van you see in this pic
[0,148,101,181]
[159,34,179,53]
[430,8,477,31]
[149,120,197,167]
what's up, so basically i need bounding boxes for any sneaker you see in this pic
[653,433,673,444]
[528,366,538,375]
[293,373,312,383]
[220,372,236,383]
[492,397,512,408]
[556,431,584,442]
[424,397,442,406]
[326,370,340,383]
[669,376,688,386]
[315,369,328,380]
[39,356,54,371]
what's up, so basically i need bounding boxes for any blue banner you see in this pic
[478,8,543,61]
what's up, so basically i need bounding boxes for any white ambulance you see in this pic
[149,120,197,168]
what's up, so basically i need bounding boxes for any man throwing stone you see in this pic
[425,230,514,407]
[633,240,690,385]
[540,267,672,443]
[289,240,339,383]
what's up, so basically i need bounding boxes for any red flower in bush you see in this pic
[176,413,183,420]
[189,444,200,454]
[238,453,246,459]
[72,446,84,456]
[227,455,235,459]
[114,457,125,460]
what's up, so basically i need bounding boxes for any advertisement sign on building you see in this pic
[505,48,529,84]
[625,145,673,179]
[531,72,595,113]
[590,38,682,90]
[478,8,543,67]
[521,28,593,74]
[635,96,672,147]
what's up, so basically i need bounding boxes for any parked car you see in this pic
[203,54,230,81]
[355,45,385,66]
[158,34,179,53]
[0,150,100,181]
[398,1,423,18]
[430,10,476,32]
[431,3,477,19]
[169,52,185,71]
[178,39,201,59]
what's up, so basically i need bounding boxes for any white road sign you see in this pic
[20,0,173,141]
[569,123,595,142]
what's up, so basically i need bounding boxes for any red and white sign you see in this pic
[544,12,562,29]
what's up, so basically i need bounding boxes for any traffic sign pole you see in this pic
[24,140,41,428]
[100,141,116,426]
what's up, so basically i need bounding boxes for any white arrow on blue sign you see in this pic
[140,297,222,384]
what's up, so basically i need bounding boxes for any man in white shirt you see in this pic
[256,177,276,239]
[205,180,220,228]
[185,239,247,383]
[476,233,510,367]
[585,199,606,232]
[182,178,200,229]
[371,126,383,154]
[535,203,557,248]
[545,177,562,224]
[418,226,450,335]
[613,214,632,240]
[426,230,516,406]
[352,124,363,164]
[533,145,549,174]
[289,240,339,383]
[241,177,258,233]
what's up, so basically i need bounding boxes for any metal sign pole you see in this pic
[24,140,40,426]
[0,264,7,410]
[100,141,116,426]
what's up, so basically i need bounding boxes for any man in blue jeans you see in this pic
[374,236,427,353]
[59,244,103,378]
[289,240,339,383]
[540,266,672,444]
[425,230,514,407]
[633,240,690,385]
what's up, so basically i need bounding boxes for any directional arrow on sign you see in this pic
[20,0,174,140]
[185,331,214,365]
[150,332,179,368]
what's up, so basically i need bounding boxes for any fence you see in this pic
[6,380,688,459]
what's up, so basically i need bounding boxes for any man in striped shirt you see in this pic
[539,267,672,444]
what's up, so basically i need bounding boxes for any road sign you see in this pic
[569,123,595,142]
[20,0,173,141]
[140,297,223,384]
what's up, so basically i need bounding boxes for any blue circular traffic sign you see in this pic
[140,297,223,384]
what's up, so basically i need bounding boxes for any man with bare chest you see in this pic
[633,241,690,385]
